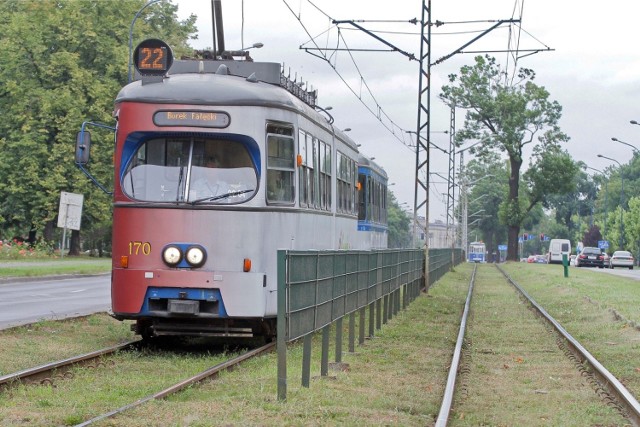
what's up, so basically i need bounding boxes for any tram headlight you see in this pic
[185,245,206,267]
[162,245,183,267]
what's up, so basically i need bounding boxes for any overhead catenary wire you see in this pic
[281,0,551,157]
[282,0,416,151]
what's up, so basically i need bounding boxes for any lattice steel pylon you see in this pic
[445,105,456,246]
[412,0,431,285]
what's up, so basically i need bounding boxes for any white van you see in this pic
[547,239,571,264]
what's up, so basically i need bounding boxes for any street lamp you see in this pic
[223,42,264,59]
[597,154,625,249]
[470,193,488,204]
[631,120,640,126]
[611,137,639,154]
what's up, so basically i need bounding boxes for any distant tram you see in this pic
[468,241,486,263]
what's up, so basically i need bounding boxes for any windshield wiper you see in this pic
[176,166,185,202]
[191,189,254,205]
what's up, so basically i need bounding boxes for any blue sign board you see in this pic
[498,245,507,251]
[598,240,609,249]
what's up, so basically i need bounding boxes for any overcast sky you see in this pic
[172,0,640,221]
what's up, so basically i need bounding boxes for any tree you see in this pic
[582,225,602,248]
[387,190,411,248]
[626,197,640,260]
[440,55,577,261]
[0,0,196,253]
[464,154,508,258]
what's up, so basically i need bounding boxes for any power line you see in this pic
[282,0,415,151]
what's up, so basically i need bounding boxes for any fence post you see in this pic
[302,334,312,388]
[277,250,287,400]
[321,325,330,376]
[335,317,343,363]
[348,312,356,353]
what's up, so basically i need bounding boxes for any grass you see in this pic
[0,269,471,426]
[449,264,625,426]
[0,258,111,278]
[501,262,640,403]
[0,262,638,425]
[0,314,134,376]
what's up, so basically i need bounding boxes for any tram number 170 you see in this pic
[129,241,151,256]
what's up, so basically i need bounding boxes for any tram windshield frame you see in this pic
[121,135,258,205]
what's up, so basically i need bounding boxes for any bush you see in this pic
[0,239,55,259]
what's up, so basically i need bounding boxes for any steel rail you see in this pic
[75,341,276,427]
[435,263,476,426]
[0,340,140,390]
[496,264,640,426]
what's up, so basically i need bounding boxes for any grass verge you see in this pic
[1,263,638,425]
[449,264,625,426]
[0,267,472,426]
[0,258,111,278]
[501,262,640,404]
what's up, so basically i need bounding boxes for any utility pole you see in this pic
[413,0,431,288]
[446,104,456,268]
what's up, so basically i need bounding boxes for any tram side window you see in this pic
[337,152,356,215]
[382,184,387,224]
[357,173,366,220]
[298,129,317,208]
[319,140,331,210]
[267,124,295,204]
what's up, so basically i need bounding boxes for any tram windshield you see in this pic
[122,137,257,204]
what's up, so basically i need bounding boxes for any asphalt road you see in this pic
[0,274,110,329]
[589,266,640,280]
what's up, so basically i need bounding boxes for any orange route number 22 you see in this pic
[138,47,166,70]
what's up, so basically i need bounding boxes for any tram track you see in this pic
[1,336,274,425]
[435,263,640,426]
[0,340,140,391]
[496,264,640,425]
[74,342,275,426]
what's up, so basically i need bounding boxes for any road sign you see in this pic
[598,240,610,249]
[498,245,507,251]
[57,191,84,231]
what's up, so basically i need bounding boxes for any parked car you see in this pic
[534,255,547,264]
[575,246,605,268]
[609,250,634,269]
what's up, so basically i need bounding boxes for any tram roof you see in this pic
[119,59,361,152]
[118,69,303,111]
[357,154,388,180]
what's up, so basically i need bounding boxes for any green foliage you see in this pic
[0,0,196,245]
[386,190,411,248]
[626,197,640,252]
[524,146,580,211]
[440,55,573,259]
[498,198,526,227]
[464,155,508,252]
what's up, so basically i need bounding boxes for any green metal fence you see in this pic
[276,247,464,400]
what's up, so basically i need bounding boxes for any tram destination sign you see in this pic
[153,110,230,128]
